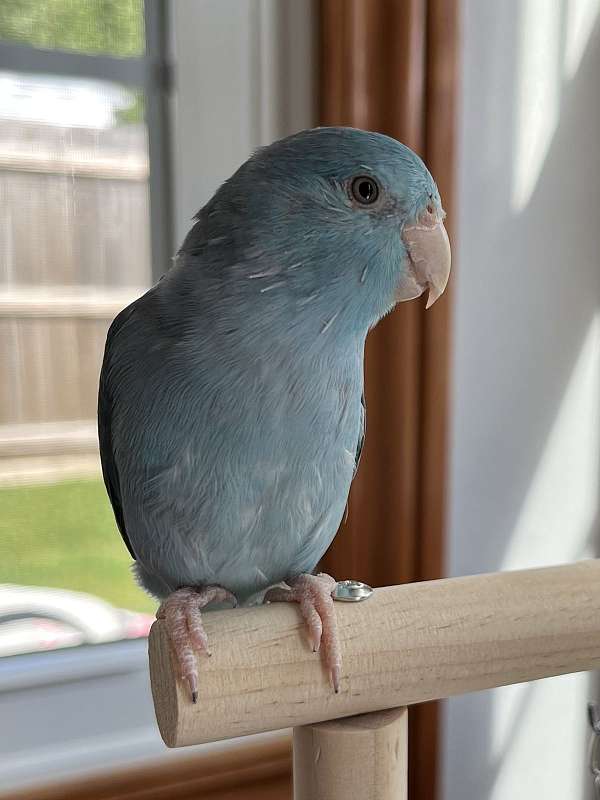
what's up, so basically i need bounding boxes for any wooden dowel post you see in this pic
[149,560,600,747]
[293,708,408,800]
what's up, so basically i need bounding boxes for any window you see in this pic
[0,0,172,658]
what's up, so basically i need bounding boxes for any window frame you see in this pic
[0,1,315,792]
[0,3,175,788]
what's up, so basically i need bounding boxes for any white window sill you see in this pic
[0,639,286,794]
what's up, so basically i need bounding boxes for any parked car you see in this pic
[0,584,153,657]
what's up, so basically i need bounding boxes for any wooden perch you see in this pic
[294,707,408,799]
[149,560,600,748]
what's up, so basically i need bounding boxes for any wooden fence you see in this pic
[0,120,150,484]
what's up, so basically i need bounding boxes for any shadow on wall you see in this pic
[445,0,600,799]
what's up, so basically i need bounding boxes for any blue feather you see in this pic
[98,127,440,603]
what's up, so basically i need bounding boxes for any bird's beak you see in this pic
[400,207,451,309]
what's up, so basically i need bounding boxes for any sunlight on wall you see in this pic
[499,314,599,571]
[447,2,600,798]
[512,0,562,212]
[565,0,600,78]
[490,673,591,800]
[488,315,599,797]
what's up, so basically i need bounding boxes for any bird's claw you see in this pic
[264,572,341,692]
[157,585,237,702]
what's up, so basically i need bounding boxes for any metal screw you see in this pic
[332,579,374,602]
[588,703,600,798]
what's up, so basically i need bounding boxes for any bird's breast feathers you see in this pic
[121,352,363,599]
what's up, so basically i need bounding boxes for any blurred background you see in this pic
[0,1,598,799]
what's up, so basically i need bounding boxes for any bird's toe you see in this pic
[309,577,341,692]
[157,585,238,702]
[267,572,341,692]
[183,591,211,655]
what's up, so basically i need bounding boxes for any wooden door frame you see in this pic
[318,2,459,798]
[5,739,292,800]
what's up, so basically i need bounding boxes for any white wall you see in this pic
[443,1,600,798]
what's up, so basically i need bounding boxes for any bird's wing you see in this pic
[97,304,137,560]
[353,392,366,481]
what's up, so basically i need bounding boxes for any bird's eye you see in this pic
[350,176,380,206]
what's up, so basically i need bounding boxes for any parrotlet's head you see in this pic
[177,127,451,340]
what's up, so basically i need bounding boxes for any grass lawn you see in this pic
[0,479,157,614]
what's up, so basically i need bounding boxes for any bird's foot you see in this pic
[156,585,237,703]
[264,572,341,693]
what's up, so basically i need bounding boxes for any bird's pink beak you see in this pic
[398,205,451,308]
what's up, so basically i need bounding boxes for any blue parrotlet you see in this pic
[98,127,451,700]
